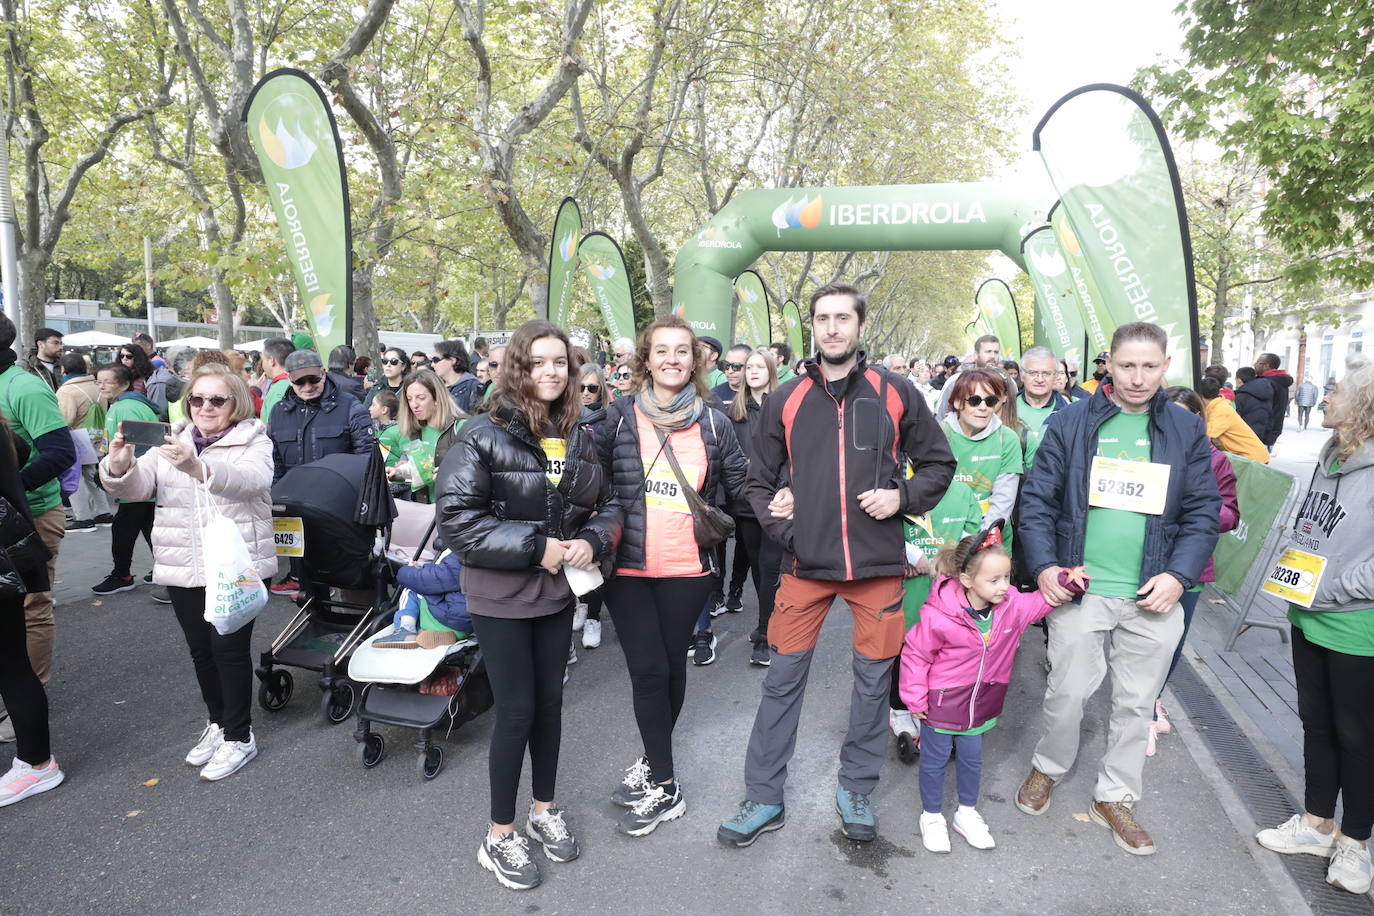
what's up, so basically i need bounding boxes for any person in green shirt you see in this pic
[380,369,464,503]
[1014,347,1068,470]
[1256,356,1374,893]
[700,335,725,388]
[92,364,161,595]
[257,338,295,426]
[0,320,75,691]
[941,368,1023,549]
[769,342,795,383]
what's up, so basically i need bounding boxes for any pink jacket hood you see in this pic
[899,576,1054,731]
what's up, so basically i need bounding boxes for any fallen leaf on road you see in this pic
[1071,812,1090,822]
[91,600,102,606]
[142,778,159,787]
[125,810,142,818]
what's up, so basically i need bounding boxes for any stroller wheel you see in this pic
[418,745,443,780]
[896,732,919,764]
[357,732,386,768]
[322,682,356,724]
[258,669,293,712]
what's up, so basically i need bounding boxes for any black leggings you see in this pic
[0,594,49,765]
[110,501,155,578]
[1293,625,1374,841]
[728,527,752,597]
[735,517,782,637]
[470,604,574,825]
[584,586,604,622]
[169,586,256,742]
[607,574,714,784]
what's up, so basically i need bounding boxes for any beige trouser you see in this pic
[1030,593,1183,803]
[23,506,66,684]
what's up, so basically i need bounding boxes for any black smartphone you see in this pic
[121,420,171,447]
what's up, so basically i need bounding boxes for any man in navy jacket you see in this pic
[1013,322,1220,857]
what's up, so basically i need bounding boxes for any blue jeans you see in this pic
[1157,589,1201,710]
[918,723,983,813]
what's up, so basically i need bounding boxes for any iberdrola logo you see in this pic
[559,232,577,262]
[1055,218,1082,256]
[673,303,687,317]
[309,293,337,336]
[770,195,823,236]
[257,116,318,170]
[696,226,743,249]
[739,286,759,304]
[784,312,797,328]
[585,258,615,281]
[981,297,1006,319]
[1027,244,1067,278]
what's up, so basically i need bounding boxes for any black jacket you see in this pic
[728,395,766,518]
[269,377,377,481]
[597,396,747,573]
[1018,385,1220,590]
[1234,377,1276,444]
[745,355,956,581]
[1260,370,1293,445]
[437,405,621,571]
[327,370,365,405]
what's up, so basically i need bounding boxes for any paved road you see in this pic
[6,530,1300,915]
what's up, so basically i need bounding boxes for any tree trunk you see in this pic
[18,245,49,345]
[1210,256,1229,364]
[352,264,380,358]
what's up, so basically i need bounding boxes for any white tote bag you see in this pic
[194,481,268,635]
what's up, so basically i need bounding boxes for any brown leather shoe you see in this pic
[1090,799,1157,856]
[1015,767,1055,815]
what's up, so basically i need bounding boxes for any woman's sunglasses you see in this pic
[964,394,1000,408]
[612,372,631,381]
[580,384,601,393]
[189,395,234,408]
[381,358,404,366]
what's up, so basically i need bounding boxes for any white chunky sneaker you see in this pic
[919,811,951,853]
[889,707,917,737]
[1327,836,1373,894]
[1256,813,1337,857]
[572,603,587,632]
[200,733,258,781]
[952,805,995,849]
[185,721,224,766]
[582,618,602,649]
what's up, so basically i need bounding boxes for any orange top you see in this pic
[618,405,708,579]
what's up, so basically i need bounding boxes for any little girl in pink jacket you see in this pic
[899,524,1085,854]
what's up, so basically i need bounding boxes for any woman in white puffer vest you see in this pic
[101,363,275,782]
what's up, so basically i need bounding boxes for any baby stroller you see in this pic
[348,508,492,780]
[257,453,394,724]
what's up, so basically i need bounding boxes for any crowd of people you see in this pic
[0,300,1369,900]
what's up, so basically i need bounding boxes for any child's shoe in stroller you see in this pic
[375,624,421,649]
[526,806,580,862]
[417,629,458,650]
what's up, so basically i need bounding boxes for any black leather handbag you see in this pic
[0,495,46,598]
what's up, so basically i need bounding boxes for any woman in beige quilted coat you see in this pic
[101,363,275,782]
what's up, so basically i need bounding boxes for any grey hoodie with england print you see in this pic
[1287,436,1374,613]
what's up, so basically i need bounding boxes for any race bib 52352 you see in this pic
[1088,456,1170,515]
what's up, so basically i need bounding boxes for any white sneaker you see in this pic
[582,618,602,649]
[184,721,224,766]
[889,708,917,737]
[1256,813,1337,857]
[952,805,995,849]
[0,757,64,808]
[919,811,951,853]
[200,733,257,781]
[572,603,587,632]
[1327,836,1373,894]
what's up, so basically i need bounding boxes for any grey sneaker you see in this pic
[718,800,786,848]
[525,807,580,862]
[692,631,717,666]
[612,756,652,807]
[749,635,770,667]
[618,782,686,836]
[835,784,877,841]
[478,830,541,891]
[374,624,420,649]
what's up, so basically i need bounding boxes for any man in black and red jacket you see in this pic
[718,282,955,848]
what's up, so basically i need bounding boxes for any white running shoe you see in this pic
[582,618,602,649]
[1328,836,1373,895]
[185,721,224,766]
[920,811,950,853]
[1256,813,1337,857]
[200,733,258,781]
[0,757,64,808]
[572,603,587,632]
[889,708,917,737]
[952,805,996,849]
[567,643,578,665]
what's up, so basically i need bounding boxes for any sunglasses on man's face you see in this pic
[964,394,1000,408]
[292,375,323,387]
[410,360,428,367]
[580,384,601,393]
[189,395,234,409]
[721,361,745,372]
[429,355,448,363]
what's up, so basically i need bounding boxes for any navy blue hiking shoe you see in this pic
[835,785,877,841]
[717,800,786,847]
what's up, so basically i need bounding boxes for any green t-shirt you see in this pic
[0,366,69,516]
[901,483,983,628]
[1083,411,1151,598]
[776,367,795,383]
[106,395,160,504]
[260,376,290,427]
[1016,397,1056,468]
[933,610,998,736]
[1288,606,1374,657]
[380,423,443,501]
[944,421,1023,550]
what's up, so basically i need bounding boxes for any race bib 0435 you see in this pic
[1088,456,1170,515]
[643,460,698,514]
